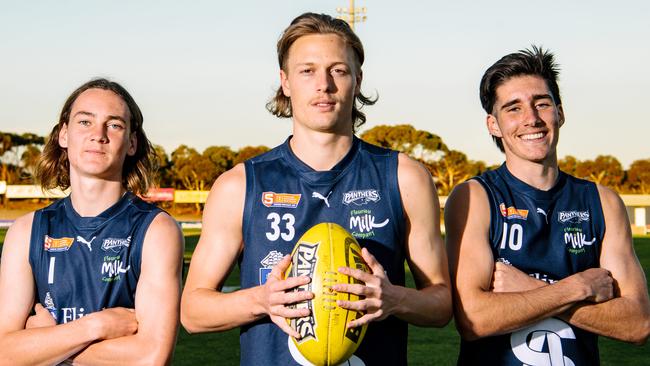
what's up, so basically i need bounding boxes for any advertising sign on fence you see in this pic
[142,188,175,202]
[174,190,209,203]
[5,185,68,199]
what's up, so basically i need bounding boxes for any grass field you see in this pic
[1,229,649,365]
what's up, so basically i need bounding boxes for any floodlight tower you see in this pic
[336,0,367,30]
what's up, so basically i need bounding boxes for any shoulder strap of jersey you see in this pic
[129,207,165,279]
[472,175,501,246]
[28,209,46,273]
[386,150,405,240]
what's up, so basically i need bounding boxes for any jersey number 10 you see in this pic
[500,222,523,251]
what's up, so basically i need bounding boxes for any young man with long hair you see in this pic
[0,79,183,365]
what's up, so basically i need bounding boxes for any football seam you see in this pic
[328,223,334,366]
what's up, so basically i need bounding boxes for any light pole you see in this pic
[336,0,367,30]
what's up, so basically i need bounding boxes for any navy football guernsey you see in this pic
[458,164,605,366]
[240,136,408,366]
[29,192,162,324]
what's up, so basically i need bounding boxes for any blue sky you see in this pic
[1,0,648,167]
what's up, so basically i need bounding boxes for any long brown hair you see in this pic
[266,12,377,133]
[36,78,154,195]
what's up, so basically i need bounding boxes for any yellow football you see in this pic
[285,222,370,366]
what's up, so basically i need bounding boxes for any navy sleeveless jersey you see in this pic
[240,136,407,366]
[458,164,605,366]
[29,192,162,324]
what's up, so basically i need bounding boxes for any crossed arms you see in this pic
[445,180,650,344]
[0,212,183,366]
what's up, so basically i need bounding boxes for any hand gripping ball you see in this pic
[285,222,370,366]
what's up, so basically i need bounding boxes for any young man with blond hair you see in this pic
[181,12,452,365]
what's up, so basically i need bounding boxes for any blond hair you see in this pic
[266,12,377,132]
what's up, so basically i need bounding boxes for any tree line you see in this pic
[1,126,649,197]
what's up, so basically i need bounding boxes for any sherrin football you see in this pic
[285,222,370,366]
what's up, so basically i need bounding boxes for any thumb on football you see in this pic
[270,254,292,280]
[361,247,384,276]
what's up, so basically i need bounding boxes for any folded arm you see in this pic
[445,181,614,340]
[551,187,649,343]
[490,186,650,344]
[0,213,138,366]
[68,212,184,365]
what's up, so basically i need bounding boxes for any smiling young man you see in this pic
[445,46,650,365]
[0,79,183,365]
[181,12,452,365]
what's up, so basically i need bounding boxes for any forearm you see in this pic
[560,296,650,344]
[69,331,176,366]
[0,318,97,366]
[181,286,266,333]
[392,284,452,327]
[458,280,586,340]
[509,275,650,343]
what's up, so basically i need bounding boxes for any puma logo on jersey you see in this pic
[312,191,331,208]
[536,208,548,224]
[76,236,96,251]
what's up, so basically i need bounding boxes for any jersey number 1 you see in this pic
[48,257,56,284]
